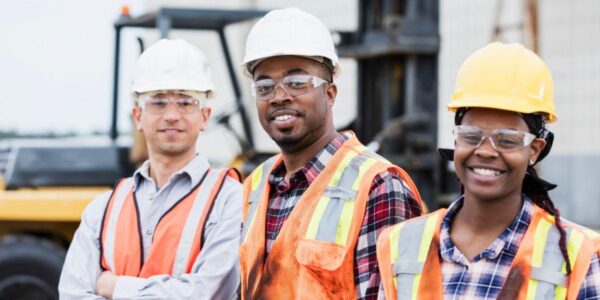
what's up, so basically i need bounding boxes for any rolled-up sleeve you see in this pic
[111,178,243,300]
[59,191,111,300]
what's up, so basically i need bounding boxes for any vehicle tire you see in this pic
[0,235,65,300]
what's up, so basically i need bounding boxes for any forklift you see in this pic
[0,1,453,298]
[0,7,266,299]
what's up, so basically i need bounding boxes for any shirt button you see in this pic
[146,229,152,236]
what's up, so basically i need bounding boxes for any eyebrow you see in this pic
[255,67,309,81]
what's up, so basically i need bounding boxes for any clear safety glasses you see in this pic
[251,74,329,101]
[453,125,537,152]
[136,91,207,114]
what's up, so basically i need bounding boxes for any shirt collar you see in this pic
[132,154,211,191]
[439,195,534,264]
[269,132,352,185]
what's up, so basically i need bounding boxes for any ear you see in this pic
[132,107,143,131]
[325,83,337,106]
[200,107,212,131]
[529,138,547,163]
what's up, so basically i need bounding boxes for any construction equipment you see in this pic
[337,0,453,209]
[0,7,266,299]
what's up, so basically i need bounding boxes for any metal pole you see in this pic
[110,27,121,141]
[218,28,254,148]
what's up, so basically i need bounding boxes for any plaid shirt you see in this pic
[265,132,423,300]
[440,196,600,299]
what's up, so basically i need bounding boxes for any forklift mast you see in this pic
[338,0,455,208]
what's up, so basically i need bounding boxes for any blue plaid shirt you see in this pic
[440,196,600,299]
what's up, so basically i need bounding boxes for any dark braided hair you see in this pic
[455,108,571,274]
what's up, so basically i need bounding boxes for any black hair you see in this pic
[455,108,571,274]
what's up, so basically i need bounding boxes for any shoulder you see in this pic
[78,189,113,234]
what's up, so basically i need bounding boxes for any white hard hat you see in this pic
[241,7,340,78]
[131,39,215,99]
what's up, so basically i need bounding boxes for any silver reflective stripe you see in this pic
[171,169,221,275]
[395,217,428,300]
[532,226,571,299]
[242,156,278,241]
[104,178,135,272]
[314,154,367,243]
[393,261,425,275]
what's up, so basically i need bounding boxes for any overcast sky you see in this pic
[0,0,144,134]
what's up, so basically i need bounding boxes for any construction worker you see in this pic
[239,7,426,299]
[59,39,242,299]
[377,42,600,299]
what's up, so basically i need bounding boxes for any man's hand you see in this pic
[96,271,118,299]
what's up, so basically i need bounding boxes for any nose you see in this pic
[474,136,499,158]
[162,102,182,121]
[269,83,292,104]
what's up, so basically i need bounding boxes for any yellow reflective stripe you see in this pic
[563,229,584,273]
[554,229,584,299]
[355,145,368,152]
[411,274,421,300]
[418,215,438,262]
[532,219,552,267]
[352,158,377,191]
[389,223,405,262]
[305,196,331,239]
[250,164,263,191]
[527,280,539,300]
[554,285,566,300]
[335,200,355,245]
[527,218,552,300]
[330,152,357,187]
[389,223,405,287]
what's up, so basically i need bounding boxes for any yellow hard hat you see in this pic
[448,42,557,122]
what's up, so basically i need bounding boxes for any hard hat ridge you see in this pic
[131,39,216,99]
[448,42,557,122]
[241,7,340,78]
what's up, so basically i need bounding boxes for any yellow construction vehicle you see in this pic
[0,7,266,299]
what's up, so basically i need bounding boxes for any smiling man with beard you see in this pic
[238,8,426,299]
[59,39,242,299]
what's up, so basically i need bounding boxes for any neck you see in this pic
[281,131,338,180]
[455,191,523,234]
[148,150,196,188]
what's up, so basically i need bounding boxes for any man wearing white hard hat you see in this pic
[239,8,426,299]
[59,39,242,299]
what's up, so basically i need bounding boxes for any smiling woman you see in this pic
[377,42,600,300]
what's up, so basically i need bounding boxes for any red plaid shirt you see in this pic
[265,132,423,299]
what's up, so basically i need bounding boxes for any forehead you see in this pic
[460,108,529,131]
[253,56,320,79]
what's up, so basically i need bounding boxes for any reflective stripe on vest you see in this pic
[242,156,278,242]
[304,150,377,246]
[526,217,583,300]
[378,207,598,300]
[100,168,236,277]
[389,211,442,300]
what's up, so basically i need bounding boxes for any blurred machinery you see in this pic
[0,8,266,299]
[0,1,456,298]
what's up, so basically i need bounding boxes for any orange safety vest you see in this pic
[240,134,426,299]
[377,205,600,300]
[99,168,239,278]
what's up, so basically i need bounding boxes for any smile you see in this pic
[275,115,294,121]
[472,167,502,177]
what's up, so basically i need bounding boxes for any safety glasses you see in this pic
[251,74,329,101]
[137,91,207,114]
[453,125,537,152]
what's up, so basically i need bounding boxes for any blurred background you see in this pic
[0,0,598,298]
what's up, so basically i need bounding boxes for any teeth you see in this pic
[473,168,501,176]
[275,115,294,121]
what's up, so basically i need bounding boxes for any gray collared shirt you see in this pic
[59,154,242,299]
